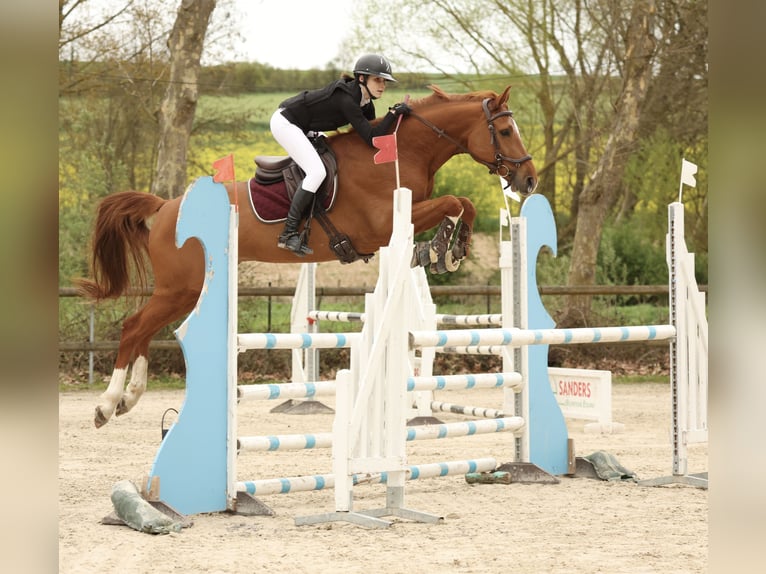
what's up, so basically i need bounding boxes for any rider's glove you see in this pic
[389,102,412,117]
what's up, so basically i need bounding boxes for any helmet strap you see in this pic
[358,75,378,100]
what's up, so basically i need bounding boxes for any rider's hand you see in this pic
[389,102,412,117]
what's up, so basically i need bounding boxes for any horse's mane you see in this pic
[409,85,498,109]
[333,85,498,140]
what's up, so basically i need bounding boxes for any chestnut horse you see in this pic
[78,85,537,428]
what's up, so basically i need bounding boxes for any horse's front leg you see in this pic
[411,211,460,270]
[411,196,476,274]
[451,196,476,262]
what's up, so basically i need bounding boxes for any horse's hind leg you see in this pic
[94,291,198,427]
[95,366,130,428]
[95,307,151,427]
[115,353,149,417]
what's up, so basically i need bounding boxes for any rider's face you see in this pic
[364,75,387,99]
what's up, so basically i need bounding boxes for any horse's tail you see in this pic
[76,191,167,300]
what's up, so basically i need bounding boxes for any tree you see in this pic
[59,0,242,198]
[560,0,658,326]
[59,1,189,194]
[151,0,217,199]
[626,0,708,244]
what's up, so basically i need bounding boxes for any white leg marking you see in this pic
[95,367,127,427]
[117,355,148,416]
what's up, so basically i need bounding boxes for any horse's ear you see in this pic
[494,86,512,109]
[428,84,448,99]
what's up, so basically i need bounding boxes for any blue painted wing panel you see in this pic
[147,176,233,515]
[521,195,570,475]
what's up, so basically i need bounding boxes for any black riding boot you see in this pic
[278,186,315,255]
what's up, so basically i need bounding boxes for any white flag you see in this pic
[681,158,697,188]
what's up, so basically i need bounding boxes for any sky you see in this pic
[232,0,356,69]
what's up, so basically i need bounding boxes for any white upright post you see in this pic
[289,263,316,383]
[504,214,529,463]
[226,205,239,511]
[639,201,708,489]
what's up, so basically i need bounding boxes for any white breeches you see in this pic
[270,109,325,193]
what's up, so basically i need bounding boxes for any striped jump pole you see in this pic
[307,311,503,326]
[237,380,337,402]
[430,401,505,419]
[407,372,522,392]
[240,457,498,497]
[237,432,333,453]
[236,370,520,413]
[405,417,524,440]
[237,331,360,351]
[439,345,506,355]
[409,325,677,350]
[236,416,523,455]
[308,310,366,323]
[434,313,503,325]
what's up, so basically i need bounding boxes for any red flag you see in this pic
[372,134,398,164]
[212,154,235,183]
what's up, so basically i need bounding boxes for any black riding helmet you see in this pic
[353,54,398,82]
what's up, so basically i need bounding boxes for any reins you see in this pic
[408,97,532,178]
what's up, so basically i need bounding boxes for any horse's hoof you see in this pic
[451,245,468,261]
[429,253,461,274]
[412,243,432,268]
[115,399,128,416]
[429,260,447,274]
[94,407,109,428]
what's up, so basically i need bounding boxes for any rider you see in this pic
[270,54,411,255]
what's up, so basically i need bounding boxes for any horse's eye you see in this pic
[500,128,512,137]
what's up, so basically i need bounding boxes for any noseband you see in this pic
[409,98,532,177]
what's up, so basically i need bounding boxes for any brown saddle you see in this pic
[254,137,338,204]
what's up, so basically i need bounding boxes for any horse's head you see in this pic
[410,85,538,198]
[465,86,538,197]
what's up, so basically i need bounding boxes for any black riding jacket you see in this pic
[279,78,397,147]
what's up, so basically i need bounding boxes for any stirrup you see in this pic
[277,232,292,249]
[278,232,313,256]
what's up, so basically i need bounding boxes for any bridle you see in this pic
[408,97,533,178]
